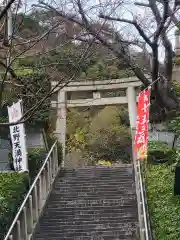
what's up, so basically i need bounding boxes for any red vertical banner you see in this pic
[134,88,151,160]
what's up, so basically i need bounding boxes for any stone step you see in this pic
[62,172,133,176]
[53,187,136,193]
[61,167,133,173]
[49,193,136,199]
[35,227,137,235]
[33,166,138,240]
[62,168,133,172]
[54,186,135,191]
[44,200,137,208]
[34,237,135,240]
[51,193,136,198]
[43,206,137,215]
[60,175,133,179]
[63,171,133,174]
[53,186,135,191]
[62,171,134,175]
[48,193,136,198]
[62,165,133,170]
[60,172,133,177]
[54,182,134,187]
[38,217,137,226]
[47,200,137,206]
[42,206,137,213]
[43,210,138,218]
[57,178,133,183]
[34,229,137,238]
[43,205,136,211]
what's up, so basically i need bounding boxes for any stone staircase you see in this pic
[33,165,138,240]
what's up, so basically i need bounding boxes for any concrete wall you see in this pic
[149,131,175,147]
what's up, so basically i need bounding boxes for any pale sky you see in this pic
[0,0,177,61]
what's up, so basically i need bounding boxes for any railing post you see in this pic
[49,157,52,184]
[33,185,39,222]
[16,221,21,240]
[22,207,28,240]
[38,176,42,212]
[52,149,56,178]
[27,195,33,234]
[47,161,51,190]
[42,169,46,200]
[55,144,59,170]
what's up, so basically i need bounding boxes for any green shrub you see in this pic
[146,163,180,240]
[0,172,29,240]
[88,124,131,162]
[46,134,62,165]
[87,106,131,163]
[28,148,47,181]
[148,141,175,163]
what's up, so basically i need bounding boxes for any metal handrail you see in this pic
[137,161,149,239]
[131,127,152,240]
[143,171,154,240]
[4,141,60,240]
[134,159,153,240]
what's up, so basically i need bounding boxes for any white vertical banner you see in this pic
[7,100,28,172]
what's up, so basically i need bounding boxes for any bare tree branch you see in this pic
[153,0,169,41]
[134,2,150,7]
[38,0,151,86]
[0,0,16,22]
[0,2,111,126]
[99,14,153,47]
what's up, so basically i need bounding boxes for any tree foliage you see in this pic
[36,0,180,121]
[87,106,131,162]
[67,106,131,164]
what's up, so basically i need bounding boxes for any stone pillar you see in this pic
[126,87,137,129]
[56,90,66,166]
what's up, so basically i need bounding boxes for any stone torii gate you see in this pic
[51,76,142,164]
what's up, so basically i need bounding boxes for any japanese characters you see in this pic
[8,100,28,172]
[134,88,151,160]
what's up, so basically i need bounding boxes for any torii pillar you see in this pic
[55,90,67,167]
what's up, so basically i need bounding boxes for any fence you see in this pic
[148,131,175,147]
[3,141,59,240]
[132,129,153,240]
[134,160,153,240]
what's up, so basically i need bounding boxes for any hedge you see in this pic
[0,172,29,240]
[146,163,180,240]
[148,141,175,164]
[28,148,47,182]
[46,134,62,165]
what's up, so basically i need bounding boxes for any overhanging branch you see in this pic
[0,0,16,22]
[99,14,153,47]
